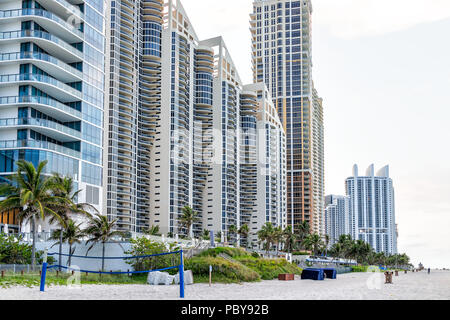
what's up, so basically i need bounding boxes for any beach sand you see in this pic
[1,270,449,300]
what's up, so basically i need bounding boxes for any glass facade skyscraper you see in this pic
[0,0,106,229]
[250,0,325,235]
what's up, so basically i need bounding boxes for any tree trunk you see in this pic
[31,216,37,271]
[59,228,63,271]
[101,241,105,272]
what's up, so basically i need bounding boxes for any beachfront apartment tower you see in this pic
[101,0,288,239]
[0,0,106,232]
[250,0,325,236]
[103,0,163,233]
[324,195,351,246]
[346,164,398,255]
[241,83,286,246]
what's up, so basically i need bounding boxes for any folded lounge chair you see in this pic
[301,268,325,281]
[322,268,337,279]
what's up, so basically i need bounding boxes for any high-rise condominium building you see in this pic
[103,0,287,241]
[241,83,286,246]
[325,195,350,245]
[250,0,325,235]
[346,164,398,254]
[0,0,106,231]
[103,0,162,233]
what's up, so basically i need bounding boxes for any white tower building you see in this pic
[346,164,398,254]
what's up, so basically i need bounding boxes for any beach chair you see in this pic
[322,268,337,279]
[301,268,324,281]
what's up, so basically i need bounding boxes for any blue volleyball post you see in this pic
[40,248,48,292]
[180,249,185,298]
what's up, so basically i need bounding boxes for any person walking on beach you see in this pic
[428,268,431,274]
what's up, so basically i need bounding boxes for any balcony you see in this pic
[0,95,81,122]
[0,30,82,63]
[0,117,81,141]
[0,73,82,102]
[0,139,80,158]
[0,8,83,42]
[0,51,82,82]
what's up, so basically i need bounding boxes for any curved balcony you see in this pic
[39,0,85,23]
[0,95,81,122]
[0,52,83,82]
[0,73,82,102]
[0,139,80,158]
[0,8,83,42]
[0,30,82,63]
[0,117,81,141]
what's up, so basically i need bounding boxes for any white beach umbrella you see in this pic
[3,224,8,234]
[38,224,42,233]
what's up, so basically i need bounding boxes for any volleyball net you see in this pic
[39,249,185,298]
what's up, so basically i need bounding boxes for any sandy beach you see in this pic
[1,270,449,300]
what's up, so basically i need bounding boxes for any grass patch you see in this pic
[0,271,149,288]
[196,247,251,259]
[190,247,302,282]
[185,256,260,284]
[235,257,302,280]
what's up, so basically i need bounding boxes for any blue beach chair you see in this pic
[301,268,325,281]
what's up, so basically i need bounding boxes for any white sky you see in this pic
[181,0,450,268]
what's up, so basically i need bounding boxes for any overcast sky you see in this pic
[181,0,450,268]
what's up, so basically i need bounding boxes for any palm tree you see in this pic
[294,221,310,250]
[324,234,330,257]
[228,224,237,244]
[238,224,249,247]
[84,214,124,272]
[48,173,96,270]
[330,242,344,262]
[50,220,85,266]
[257,222,275,254]
[302,233,323,257]
[202,229,210,241]
[273,226,283,256]
[337,234,354,263]
[179,206,200,239]
[283,226,296,254]
[215,231,222,243]
[0,160,64,269]
[146,225,161,236]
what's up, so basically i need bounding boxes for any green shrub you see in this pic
[0,234,54,265]
[291,251,310,256]
[235,257,303,280]
[185,256,260,283]
[124,237,179,272]
[251,252,260,259]
[197,247,251,259]
[351,265,369,273]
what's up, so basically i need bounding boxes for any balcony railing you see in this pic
[0,139,80,158]
[0,30,83,59]
[0,73,82,99]
[0,95,81,119]
[0,51,83,79]
[0,8,83,39]
[0,117,81,139]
